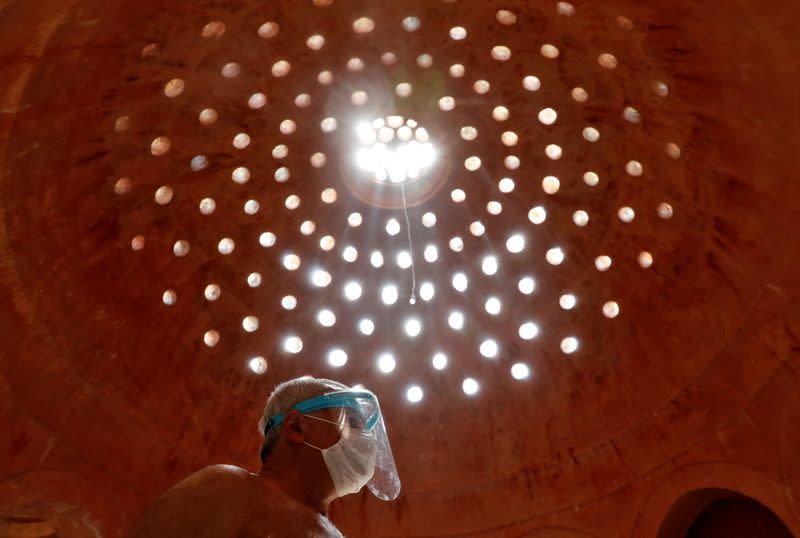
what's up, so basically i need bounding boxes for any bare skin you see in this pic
[126,408,346,538]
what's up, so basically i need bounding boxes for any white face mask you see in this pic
[303,414,378,498]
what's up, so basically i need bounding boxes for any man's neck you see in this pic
[258,459,331,516]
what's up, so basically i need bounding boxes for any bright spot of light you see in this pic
[370,251,385,268]
[284,336,303,354]
[386,219,401,236]
[448,311,465,330]
[452,272,468,292]
[561,337,579,354]
[404,318,422,338]
[249,356,268,375]
[397,250,413,269]
[519,322,539,340]
[480,339,499,359]
[432,353,448,370]
[506,234,525,253]
[482,255,499,275]
[328,349,348,367]
[344,281,363,301]
[381,284,399,305]
[511,363,530,380]
[359,318,375,335]
[462,378,479,395]
[559,294,577,310]
[311,269,332,288]
[546,247,565,265]
[317,309,336,327]
[419,282,435,301]
[406,385,424,403]
[518,276,536,295]
[378,353,396,373]
[485,297,502,316]
[424,245,439,262]
[355,118,436,184]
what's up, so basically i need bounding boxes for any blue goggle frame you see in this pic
[264,390,380,435]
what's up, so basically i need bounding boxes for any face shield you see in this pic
[264,389,401,501]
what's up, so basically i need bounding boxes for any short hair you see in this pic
[258,377,349,462]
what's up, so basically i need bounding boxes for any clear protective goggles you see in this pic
[264,389,401,501]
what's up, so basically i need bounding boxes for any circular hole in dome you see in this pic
[623,107,641,124]
[204,330,219,347]
[528,206,547,225]
[248,93,267,109]
[190,155,209,171]
[452,272,468,293]
[558,2,576,15]
[464,156,481,171]
[492,106,510,121]
[204,284,221,301]
[164,78,185,98]
[432,353,448,370]
[283,254,301,271]
[321,117,337,133]
[572,87,589,102]
[450,26,467,40]
[353,17,375,33]
[312,269,332,287]
[154,186,173,205]
[481,255,499,276]
[617,15,634,29]
[506,234,525,253]
[560,294,577,310]
[281,296,297,310]
[381,284,399,306]
[114,116,130,133]
[283,336,303,354]
[173,240,190,257]
[348,213,363,227]
[505,156,520,169]
[462,378,479,396]
[449,64,465,77]
[285,194,300,210]
[310,153,327,168]
[385,218,401,236]
[317,309,337,328]
[618,207,635,223]
[595,255,612,272]
[249,356,268,375]
[258,21,280,38]
[492,46,511,61]
[381,52,397,65]
[359,319,375,336]
[320,236,335,252]
[573,210,589,227]
[416,54,433,68]
[378,353,396,374]
[598,53,618,69]
[439,96,456,111]
[141,43,160,58]
[538,108,557,126]
[131,235,145,251]
[666,142,682,159]
[370,251,384,267]
[485,297,502,316]
[422,212,436,227]
[603,301,620,318]
[518,277,536,295]
[496,10,517,25]
[523,75,541,92]
[344,281,363,301]
[221,62,241,79]
[279,120,297,135]
[658,203,674,219]
[499,178,515,193]
[396,83,413,98]
[202,21,225,38]
[272,144,289,159]
[232,167,251,184]
[519,322,539,340]
[247,272,262,288]
[259,232,276,247]
[351,91,368,106]
[274,167,289,182]
[300,220,316,236]
[461,126,478,141]
[328,349,348,368]
[419,282,435,302]
[626,160,644,176]
[487,201,503,215]
[451,189,466,203]
[233,133,251,149]
[541,44,560,59]
[542,176,560,194]
[424,245,438,263]
[449,237,464,252]
[511,363,530,380]
[546,247,565,265]
[448,311,465,331]
[243,315,260,333]
[561,337,579,354]
[480,339,499,359]
[218,238,235,255]
[584,171,600,186]
[470,221,486,236]
[404,318,422,338]
[402,16,420,31]
[545,144,563,160]
[583,127,600,142]
[318,70,334,85]
[162,290,177,306]
[638,251,654,268]
[501,131,518,146]
[343,246,359,263]
[199,108,218,125]
[295,93,311,107]
[321,188,337,204]
[150,136,171,156]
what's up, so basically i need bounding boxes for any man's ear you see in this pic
[281,409,305,445]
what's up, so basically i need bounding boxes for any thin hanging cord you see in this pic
[399,181,417,305]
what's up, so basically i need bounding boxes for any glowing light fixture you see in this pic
[355,116,436,183]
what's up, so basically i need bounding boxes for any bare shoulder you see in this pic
[126,465,251,538]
